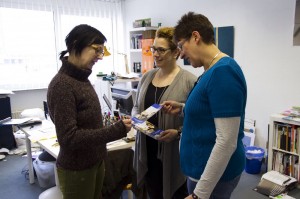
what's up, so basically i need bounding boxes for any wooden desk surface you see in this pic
[23,120,134,159]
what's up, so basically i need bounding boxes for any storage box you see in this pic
[133,18,151,28]
[33,156,56,188]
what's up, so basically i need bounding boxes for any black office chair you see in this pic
[43,100,48,119]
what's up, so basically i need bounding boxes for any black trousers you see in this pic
[145,136,188,199]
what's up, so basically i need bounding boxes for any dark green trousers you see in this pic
[57,160,105,199]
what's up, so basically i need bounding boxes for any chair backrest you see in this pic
[43,100,48,119]
[20,108,45,120]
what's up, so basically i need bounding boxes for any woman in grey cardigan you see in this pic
[132,27,196,199]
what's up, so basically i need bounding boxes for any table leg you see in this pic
[24,131,35,184]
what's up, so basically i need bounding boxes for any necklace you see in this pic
[155,86,168,104]
[207,51,221,68]
[196,51,222,84]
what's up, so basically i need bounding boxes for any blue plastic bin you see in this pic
[245,146,265,174]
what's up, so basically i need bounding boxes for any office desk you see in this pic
[19,120,135,184]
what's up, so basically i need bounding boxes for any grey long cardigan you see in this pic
[132,67,197,199]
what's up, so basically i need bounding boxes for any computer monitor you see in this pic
[111,87,134,115]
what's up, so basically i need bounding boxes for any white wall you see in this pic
[9,89,47,112]
[124,0,300,149]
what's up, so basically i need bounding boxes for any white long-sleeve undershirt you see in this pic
[193,117,241,199]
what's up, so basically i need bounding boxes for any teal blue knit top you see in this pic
[180,56,247,181]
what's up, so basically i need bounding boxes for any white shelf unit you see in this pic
[268,114,300,187]
[129,27,157,73]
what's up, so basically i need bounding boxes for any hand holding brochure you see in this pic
[132,104,163,139]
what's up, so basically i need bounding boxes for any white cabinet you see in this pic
[268,114,300,185]
[129,27,157,74]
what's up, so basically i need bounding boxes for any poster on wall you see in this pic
[214,26,234,58]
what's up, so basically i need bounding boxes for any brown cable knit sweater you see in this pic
[47,57,127,170]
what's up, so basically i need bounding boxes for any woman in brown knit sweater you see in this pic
[47,24,132,199]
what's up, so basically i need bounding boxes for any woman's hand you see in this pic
[157,129,179,142]
[185,195,193,199]
[161,100,183,115]
[122,118,132,132]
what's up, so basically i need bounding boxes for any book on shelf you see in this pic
[272,151,300,182]
[132,104,163,139]
[282,116,300,123]
[273,122,300,153]
[281,107,300,123]
[254,170,297,197]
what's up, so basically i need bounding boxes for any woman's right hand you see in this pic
[122,118,132,132]
[161,100,183,115]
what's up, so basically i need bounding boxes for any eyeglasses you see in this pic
[150,46,171,55]
[177,38,188,51]
[90,44,105,56]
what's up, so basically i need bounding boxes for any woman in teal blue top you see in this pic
[161,12,247,199]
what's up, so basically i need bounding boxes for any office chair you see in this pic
[43,100,49,119]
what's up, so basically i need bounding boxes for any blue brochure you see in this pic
[132,104,163,139]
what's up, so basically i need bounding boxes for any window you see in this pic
[60,15,114,83]
[0,8,57,90]
[0,0,124,91]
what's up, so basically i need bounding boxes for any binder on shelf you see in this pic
[141,39,154,73]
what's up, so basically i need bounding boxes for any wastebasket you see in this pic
[245,146,265,174]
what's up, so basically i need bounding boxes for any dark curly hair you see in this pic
[174,12,215,44]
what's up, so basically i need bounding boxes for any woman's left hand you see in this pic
[185,195,193,199]
[157,129,179,142]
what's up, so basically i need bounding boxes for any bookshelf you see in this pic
[129,27,157,74]
[268,114,300,187]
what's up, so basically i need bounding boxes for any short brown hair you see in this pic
[174,12,215,44]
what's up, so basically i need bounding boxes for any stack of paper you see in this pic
[254,170,297,197]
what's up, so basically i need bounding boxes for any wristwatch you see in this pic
[191,193,199,199]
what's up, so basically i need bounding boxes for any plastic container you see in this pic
[245,146,265,174]
[33,156,56,188]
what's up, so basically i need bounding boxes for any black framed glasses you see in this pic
[177,38,188,51]
[90,44,105,56]
[150,46,171,55]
